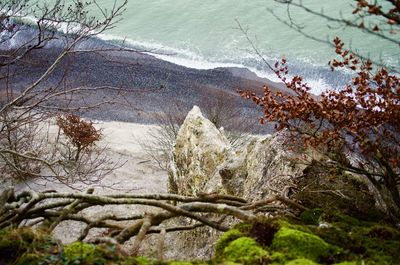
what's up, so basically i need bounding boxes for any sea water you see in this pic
[38,0,399,93]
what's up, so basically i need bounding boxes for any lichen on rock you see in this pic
[168,106,230,196]
[169,106,310,202]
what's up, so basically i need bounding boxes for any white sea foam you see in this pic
[22,0,400,85]
[97,33,345,95]
[3,17,345,96]
[152,50,338,95]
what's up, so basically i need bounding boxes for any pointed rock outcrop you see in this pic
[168,105,307,199]
[165,106,379,260]
[168,106,230,196]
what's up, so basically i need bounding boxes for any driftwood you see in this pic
[0,187,307,253]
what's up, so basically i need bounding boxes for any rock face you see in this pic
[166,106,308,260]
[168,106,307,201]
[0,107,382,262]
[165,106,380,261]
[168,106,230,196]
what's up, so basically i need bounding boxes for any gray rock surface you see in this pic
[166,106,308,260]
[169,106,307,201]
[168,106,230,196]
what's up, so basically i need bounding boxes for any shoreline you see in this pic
[0,35,281,132]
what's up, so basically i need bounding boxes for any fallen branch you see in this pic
[0,188,306,246]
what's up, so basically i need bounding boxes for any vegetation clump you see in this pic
[284,259,319,265]
[299,208,323,225]
[214,211,400,265]
[0,227,148,265]
[0,227,57,265]
[0,209,399,264]
[295,162,383,222]
[56,114,102,162]
[271,226,337,262]
[62,241,97,262]
[222,237,270,264]
[215,229,244,257]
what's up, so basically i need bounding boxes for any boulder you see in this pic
[205,133,307,200]
[168,106,230,196]
[166,106,380,260]
[166,106,307,260]
[169,106,306,201]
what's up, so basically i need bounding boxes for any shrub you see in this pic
[57,114,102,161]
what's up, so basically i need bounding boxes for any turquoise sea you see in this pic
[44,0,400,93]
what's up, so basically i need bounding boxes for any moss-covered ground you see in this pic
[213,211,400,265]
[0,210,399,264]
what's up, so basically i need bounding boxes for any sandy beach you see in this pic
[9,120,169,245]
[13,120,168,193]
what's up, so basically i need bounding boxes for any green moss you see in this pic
[168,261,208,265]
[312,219,400,264]
[135,256,153,265]
[0,227,35,248]
[367,224,400,240]
[265,217,399,264]
[61,241,141,264]
[232,222,252,233]
[285,258,320,265]
[269,251,287,264]
[277,220,312,234]
[0,227,56,264]
[63,241,96,260]
[356,234,400,264]
[1,215,398,265]
[271,227,337,262]
[300,209,323,225]
[327,212,361,227]
[222,237,269,265]
[215,229,244,257]
[313,226,350,250]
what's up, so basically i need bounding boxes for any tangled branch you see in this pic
[0,187,307,250]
